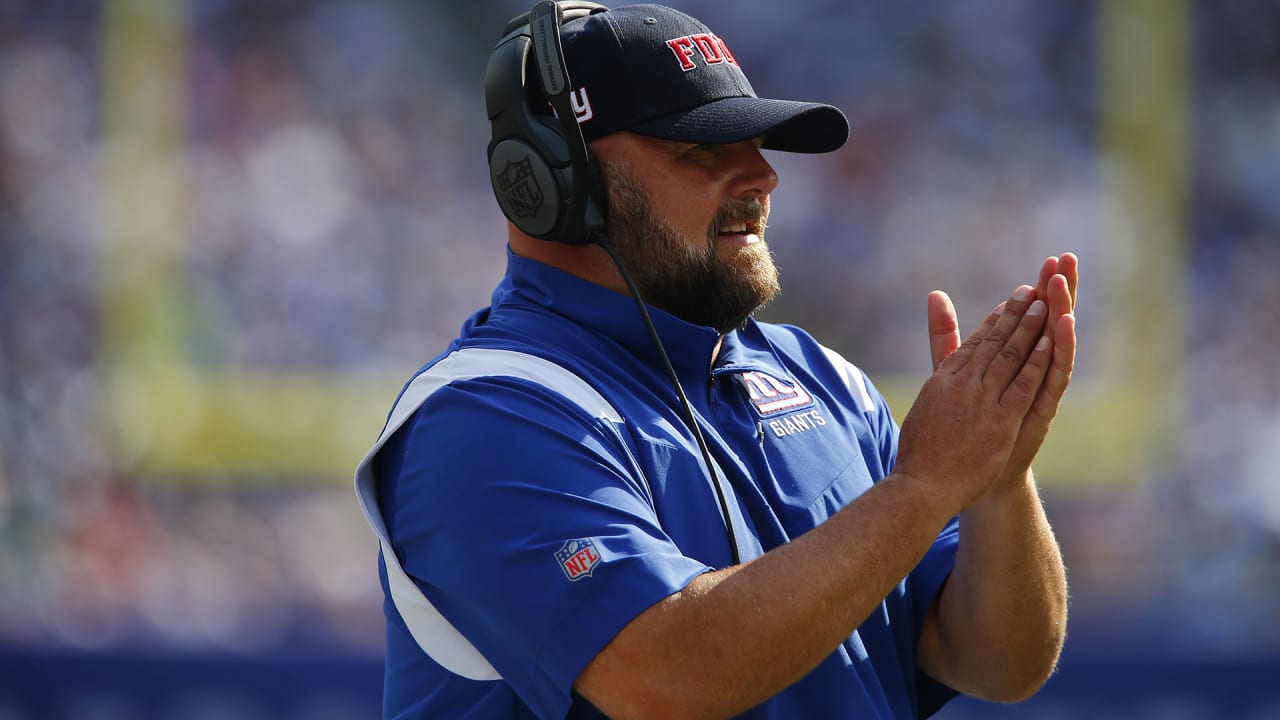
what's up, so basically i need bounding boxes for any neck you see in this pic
[508,225,626,295]
[510,225,728,369]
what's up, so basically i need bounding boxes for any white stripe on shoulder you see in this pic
[820,345,876,413]
[378,347,622,451]
[353,347,624,683]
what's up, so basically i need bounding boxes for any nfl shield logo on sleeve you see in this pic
[555,538,602,581]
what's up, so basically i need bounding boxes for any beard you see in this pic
[602,162,780,334]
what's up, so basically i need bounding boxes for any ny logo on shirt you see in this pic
[737,371,815,417]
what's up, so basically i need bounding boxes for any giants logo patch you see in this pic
[737,371,814,417]
[555,538,602,581]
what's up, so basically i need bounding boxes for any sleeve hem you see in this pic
[527,557,712,718]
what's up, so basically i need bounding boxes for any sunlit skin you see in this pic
[600,145,778,333]
[507,131,1076,719]
[510,132,781,336]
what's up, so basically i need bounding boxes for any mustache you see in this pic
[709,198,767,237]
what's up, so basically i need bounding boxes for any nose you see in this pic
[726,141,779,199]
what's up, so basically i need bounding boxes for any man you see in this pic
[355,3,1075,718]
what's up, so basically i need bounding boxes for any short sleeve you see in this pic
[378,375,711,719]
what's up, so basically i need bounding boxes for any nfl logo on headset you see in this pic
[555,538,602,581]
[496,156,543,218]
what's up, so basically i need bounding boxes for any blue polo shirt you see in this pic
[362,251,959,719]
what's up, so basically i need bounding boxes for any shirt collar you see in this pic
[712,322,798,378]
[493,248,724,375]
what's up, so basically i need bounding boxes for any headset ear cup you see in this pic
[486,1,610,244]
[490,136,565,239]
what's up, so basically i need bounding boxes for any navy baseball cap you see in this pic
[559,4,849,153]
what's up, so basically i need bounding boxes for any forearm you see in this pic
[576,471,957,720]
[577,278,1069,717]
[918,468,1067,702]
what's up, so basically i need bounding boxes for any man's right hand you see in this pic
[891,284,1054,512]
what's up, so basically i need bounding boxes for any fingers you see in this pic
[1038,273,1072,348]
[912,257,1078,500]
[1034,253,1079,346]
[933,250,1078,390]
[1003,303,1077,477]
[927,291,960,371]
[1038,254,1078,360]
[1041,313,1076,403]
[983,296,1050,392]
[946,285,1039,375]
[976,302,1004,340]
[1046,274,1072,319]
[1000,313,1056,412]
[1034,256,1059,304]
[1058,252,1080,310]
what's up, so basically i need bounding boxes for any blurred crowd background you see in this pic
[2,0,1279,717]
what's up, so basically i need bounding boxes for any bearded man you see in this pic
[356,4,1076,718]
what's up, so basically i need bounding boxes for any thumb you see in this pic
[927,290,960,371]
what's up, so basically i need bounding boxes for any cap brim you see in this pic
[627,96,849,154]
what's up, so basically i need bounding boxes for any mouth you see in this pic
[715,218,764,245]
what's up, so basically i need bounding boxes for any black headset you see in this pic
[483,1,744,565]
[486,1,608,246]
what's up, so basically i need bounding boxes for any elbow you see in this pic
[584,674,745,720]
[984,666,1055,705]
[586,690,720,720]
[929,606,1067,705]
[960,656,1057,705]
[1008,599,1069,701]
[975,624,1066,704]
[985,585,1070,703]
